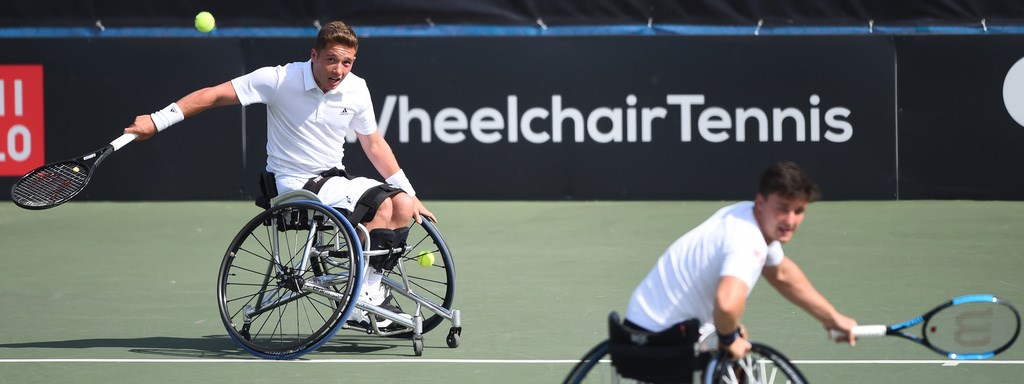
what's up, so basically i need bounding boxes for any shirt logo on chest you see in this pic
[753,249,766,264]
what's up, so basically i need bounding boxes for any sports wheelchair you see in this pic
[564,312,807,384]
[215,176,462,359]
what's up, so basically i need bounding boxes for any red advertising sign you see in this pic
[0,65,45,176]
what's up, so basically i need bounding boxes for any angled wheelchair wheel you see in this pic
[217,201,363,359]
[563,340,612,384]
[382,218,456,337]
[704,342,808,384]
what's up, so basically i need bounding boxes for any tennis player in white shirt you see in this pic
[124,20,431,325]
[624,161,858,359]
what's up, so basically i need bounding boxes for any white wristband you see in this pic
[385,169,417,196]
[150,102,184,132]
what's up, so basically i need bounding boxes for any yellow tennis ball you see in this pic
[72,166,80,173]
[417,250,435,267]
[195,11,216,33]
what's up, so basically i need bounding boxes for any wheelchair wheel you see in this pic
[217,201,363,359]
[563,340,611,384]
[704,342,807,384]
[382,218,456,337]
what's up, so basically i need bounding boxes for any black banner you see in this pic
[6,1,1024,27]
[895,35,1024,199]
[341,36,896,199]
[0,38,246,201]
[3,34,1023,201]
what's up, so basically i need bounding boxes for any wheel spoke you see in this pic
[218,202,361,359]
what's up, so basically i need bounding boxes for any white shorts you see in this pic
[276,174,383,213]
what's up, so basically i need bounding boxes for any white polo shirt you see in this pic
[231,60,378,179]
[624,201,785,332]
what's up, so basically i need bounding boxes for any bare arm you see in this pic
[124,81,240,140]
[358,131,401,179]
[714,276,748,335]
[762,257,858,344]
[714,276,753,358]
[357,131,435,223]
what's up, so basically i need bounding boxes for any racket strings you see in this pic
[12,162,89,206]
[926,302,1020,355]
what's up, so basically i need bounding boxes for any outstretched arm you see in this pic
[124,81,240,140]
[762,257,858,345]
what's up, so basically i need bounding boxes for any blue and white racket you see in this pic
[831,294,1020,360]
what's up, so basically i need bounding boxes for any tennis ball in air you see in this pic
[72,166,80,173]
[195,11,216,33]
[417,250,435,267]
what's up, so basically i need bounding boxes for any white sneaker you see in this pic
[356,269,394,328]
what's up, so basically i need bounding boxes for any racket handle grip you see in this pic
[111,133,138,151]
[829,325,888,340]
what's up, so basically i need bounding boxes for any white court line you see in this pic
[0,360,581,364]
[794,360,1024,366]
[0,358,1022,365]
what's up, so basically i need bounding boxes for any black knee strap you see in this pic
[302,167,402,224]
[350,184,403,224]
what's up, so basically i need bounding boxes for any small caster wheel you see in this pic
[413,336,424,356]
[446,327,462,348]
[239,325,252,341]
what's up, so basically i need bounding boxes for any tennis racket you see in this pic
[830,294,1021,360]
[11,133,137,210]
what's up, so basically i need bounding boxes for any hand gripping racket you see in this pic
[11,133,137,210]
[831,294,1021,360]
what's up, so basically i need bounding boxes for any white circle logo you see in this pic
[1003,57,1024,127]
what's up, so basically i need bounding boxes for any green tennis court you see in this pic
[1,200,1022,383]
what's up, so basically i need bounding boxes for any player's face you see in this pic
[754,192,808,244]
[310,43,356,93]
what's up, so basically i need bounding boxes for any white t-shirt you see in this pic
[624,201,785,332]
[231,60,377,179]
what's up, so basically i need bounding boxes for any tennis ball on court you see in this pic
[417,250,435,267]
[195,11,216,33]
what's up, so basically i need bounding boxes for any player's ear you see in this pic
[310,48,317,60]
